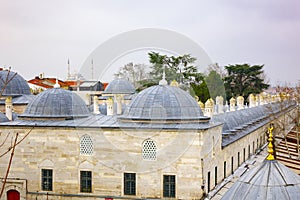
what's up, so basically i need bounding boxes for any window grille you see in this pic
[142,139,157,161]
[124,173,136,195]
[80,171,92,193]
[80,135,93,155]
[41,169,53,191]
[163,175,176,198]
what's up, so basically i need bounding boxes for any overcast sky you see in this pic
[1,0,299,86]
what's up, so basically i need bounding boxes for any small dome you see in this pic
[102,78,135,94]
[221,160,300,200]
[21,88,90,119]
[0,113,9,122]
[119,85,208,122]
[0,70,31,96]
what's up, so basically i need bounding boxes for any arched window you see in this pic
[80,135,93,155]
[142,139,157,161]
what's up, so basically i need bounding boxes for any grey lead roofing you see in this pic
[102,78,135,94]
[0,94,35,105]
[212,101,296,147]
[2,114,216,130]
[120,85,208,121]
[221,160,300,200]
[0,70,31,96]
[20,88,90,118]
[0,113,8,122]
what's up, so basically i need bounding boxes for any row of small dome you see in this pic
[0,70,206,122]
[212,101,295,134]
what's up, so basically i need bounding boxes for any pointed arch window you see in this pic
[142,139,157,161]
[80,135,93,155]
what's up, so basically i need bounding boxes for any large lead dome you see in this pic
[21,88,90,119]
[119,85,208,122]
[0,69,31,96]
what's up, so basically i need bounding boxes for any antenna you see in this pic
[67,58,70,79]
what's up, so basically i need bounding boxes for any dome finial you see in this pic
[54,78,60,88]
[266,125,275,161]
[159,65,167,85]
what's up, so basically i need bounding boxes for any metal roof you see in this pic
[120,85,208,121]
[79,81,100,87]
[212,101,297,147]
[221,160,300,200]
[0,70,31,96]
[102,78,135,94]
[0,114,218,130]
[11,94,35,104]
[0,94,35,105]
[20,88,90,118]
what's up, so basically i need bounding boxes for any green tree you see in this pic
[205,70,226,101]
[148,52,198,84]
[224,64,269,100]
[190,74,210,103]
[148,52,211,101]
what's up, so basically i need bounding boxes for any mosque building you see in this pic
[0,69,298,200]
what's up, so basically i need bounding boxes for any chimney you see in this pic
[39,73,44,79]
[216,96,224,114]
[93,96,100,114]
[237,96,244,110]
[230,97,236,112]
[5,96,13,121]
[115,94,123,115]
[106,97,114,116]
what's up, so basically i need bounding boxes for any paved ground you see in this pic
[206,145,268,200]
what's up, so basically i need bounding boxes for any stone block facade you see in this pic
[0,106,297,199]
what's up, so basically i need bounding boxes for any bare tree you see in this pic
[206,63,227,79]
[114,62,150,88]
